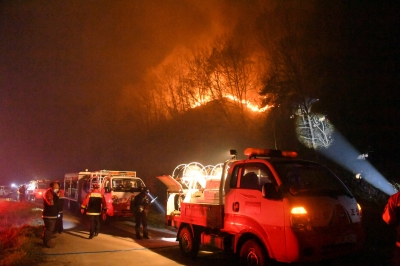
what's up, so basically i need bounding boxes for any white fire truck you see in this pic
[27,179,50,201]
[157,148,365,265]
[63,170,146,221]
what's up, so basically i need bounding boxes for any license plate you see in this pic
[335,234,356,244]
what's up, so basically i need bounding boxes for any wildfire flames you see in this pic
[190,93,271,113]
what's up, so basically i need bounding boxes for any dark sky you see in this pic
[0,0,252,184]
[0,0,399,185]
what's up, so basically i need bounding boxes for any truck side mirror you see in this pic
[262,183,281,200]
[104,187,111,193]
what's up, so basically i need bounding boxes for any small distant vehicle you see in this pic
[27,180,51,201]
[157,148,365,265]
[0,186,13,197]
[63,169,146,221]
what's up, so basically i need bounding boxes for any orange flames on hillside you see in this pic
[190,93,271,113]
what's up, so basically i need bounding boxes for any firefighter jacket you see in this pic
[42,188,59,219]
[81,188,107,215]
[383,191,400,243]
[132,191,149,213]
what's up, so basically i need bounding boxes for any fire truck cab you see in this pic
[63,170,146,221]
[27,180,50,201]
[157,148,365,265]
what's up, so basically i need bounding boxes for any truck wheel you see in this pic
[239,239,266,266]
[179,226,199,258]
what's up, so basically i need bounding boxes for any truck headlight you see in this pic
[357,203,362,220]
[290,206,311,231]
[112,195,119,203]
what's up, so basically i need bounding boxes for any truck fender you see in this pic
[177,223,203,242]
[176,223,194,241]
[235,232,271,258]
[233,221,274,259]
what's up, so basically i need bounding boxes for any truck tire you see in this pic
[179,226,199,258]
[239,239,266,266]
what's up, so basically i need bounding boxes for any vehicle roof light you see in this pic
[244,148,297,159]
[281,151,298,158]
[109,171,120,175]
[126,171,136,177]
[291,207,307,214]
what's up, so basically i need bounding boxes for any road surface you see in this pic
[38,211,237,266]
[0,198,394,265]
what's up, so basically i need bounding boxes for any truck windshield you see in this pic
[112,178,144,192]
[37,183,47,189]
[272,161,352,198]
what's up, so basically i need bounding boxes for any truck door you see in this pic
[156,175,184,214]
[230,162,286,260]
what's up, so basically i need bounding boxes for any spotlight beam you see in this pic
[318,131,396,196]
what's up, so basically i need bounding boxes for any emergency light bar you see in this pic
[108,171,120,175]
[244,148,297,159]
[126,171,136,177]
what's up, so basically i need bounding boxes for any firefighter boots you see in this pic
[143,228,149,239]
[45,240,56,248]
[135,228,142,239]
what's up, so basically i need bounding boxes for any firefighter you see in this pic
[54,187,64,234]
[81,183,107,239]
[382,190,400,265]
[132,186,150,239]
[19,184,26,202]
[42,181,60,248]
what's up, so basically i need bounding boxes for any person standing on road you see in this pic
[42,181,60,248]
[383,190,400,265]
[54,186,65,234]
[131,186,150,239]
[81,183,107,239]
[19,185,26,202]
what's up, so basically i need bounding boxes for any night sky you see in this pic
[1,1,399,186]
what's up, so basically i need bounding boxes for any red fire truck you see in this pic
[157,148,365,265]
[27,179,50,201]
[63,170,146,221]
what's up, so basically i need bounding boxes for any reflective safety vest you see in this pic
[81,189,107,215]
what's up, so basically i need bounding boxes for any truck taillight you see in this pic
[290,206,311,231]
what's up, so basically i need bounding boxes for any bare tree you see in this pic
[296,112,334,149]
[256,2,336,150]
[154,59,191,118]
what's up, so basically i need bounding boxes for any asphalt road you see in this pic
[38,211,239,266]
[28,199,395,266]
